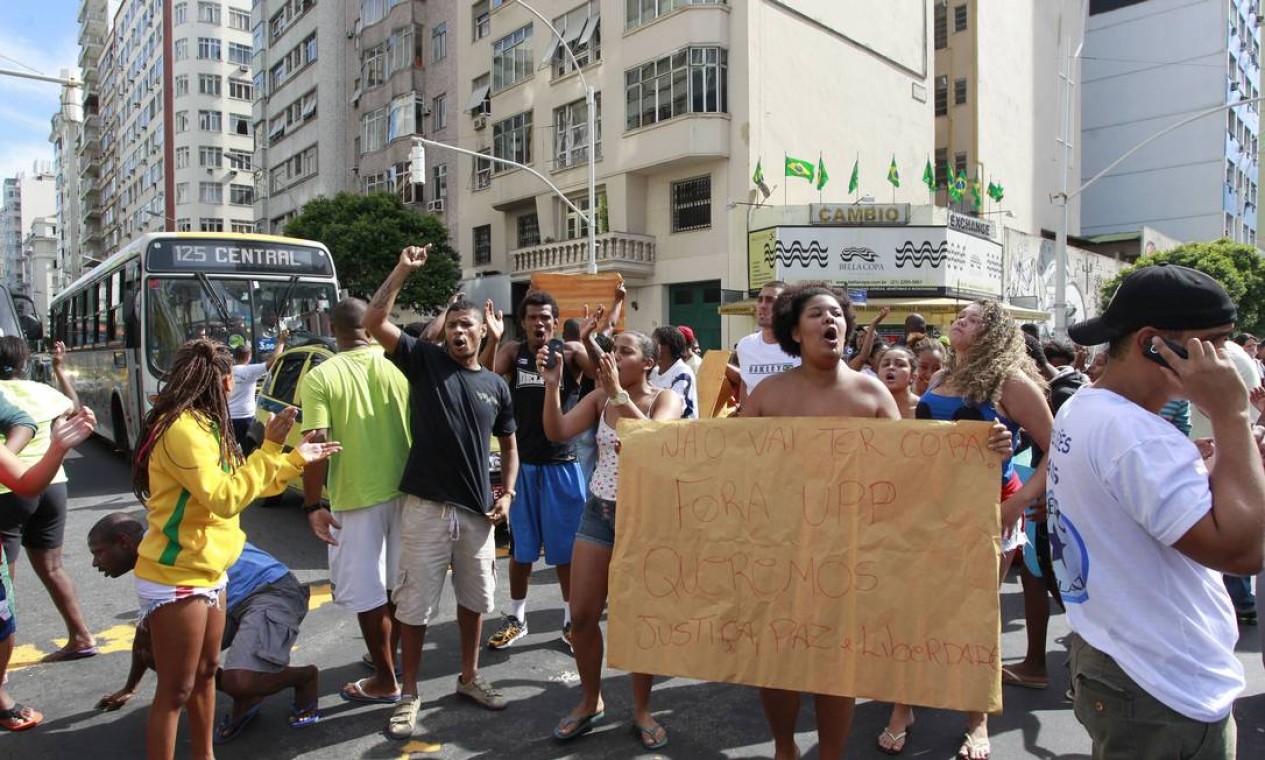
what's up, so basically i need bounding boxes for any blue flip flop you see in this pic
[636,721,669,750]
[289,701,320,729]
[340,678,402,705]
[213,702,262,744]
[553,710,605,740]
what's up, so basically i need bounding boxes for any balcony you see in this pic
[511,231,656,282]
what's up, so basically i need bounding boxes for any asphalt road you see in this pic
[2,437,1263,758]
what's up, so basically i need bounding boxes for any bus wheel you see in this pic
[112,398,131,456]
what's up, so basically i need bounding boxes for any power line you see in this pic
[0,54,44,75]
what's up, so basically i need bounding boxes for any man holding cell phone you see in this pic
[1049,264,1265,759]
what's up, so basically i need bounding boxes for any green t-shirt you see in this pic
[300,345,411,511]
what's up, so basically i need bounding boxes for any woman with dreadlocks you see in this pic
[878,301,1051,759]
[131,339,340,760]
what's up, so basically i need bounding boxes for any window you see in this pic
[199,146,223,167]
[627,0,727,29]
[174,2,187,25]
[517,213,540,248]
[954,4,968,32]
[492,24,533,91]
[934,3,947,49]
[199,74,222,96]
[198,2,221,25]
[198,37,222,60]
[362,171,389,194]
[474,1,491,40]
[229,8,250,30]
[474,151,493,190]
[1226,212,1235,237]
[433,163,448,200]
[387,93,421,141]
[228,78,253,100]
[229,113,251,136]
[473,224,492,265]
[177,218,192,231]
[228,42,252,65]
[230,220,255,233]
[176,146,190,169]
[174,74,189,97]
[554,94,601,168]
[363,43,387,88]
[934,75,948,117]
[492,111,533,171]
[954,151,968,178]
[934,148,947,187]
[199,182,224,204]
[361,107,388,153]
[432,22,447,62]
[388,26,419,75]
[200,218,225,232]
[227,150,252,170]
[398,160,420,204]
[432,94,447,131]
[361,0,395,27]
[672,175,711,232]
[469,73,491,115]
[175,39,189,60]
[175,111,189,133]
[177,183,190,205]
[230,184,254,205]
[624,46,727,131]
[954,78,968,106]
[293,145,318,182]
[199,110,222,131]
[549,4,600,77]
[564,190,604,239]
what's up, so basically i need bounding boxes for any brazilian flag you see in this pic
[922,158,936,192]
[951,169,968,201]
[988,180,1005,203]
[816,155,829,191]
[785,155,815,183]
[887,155,900,188]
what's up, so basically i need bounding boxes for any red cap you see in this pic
[678,325,696,343]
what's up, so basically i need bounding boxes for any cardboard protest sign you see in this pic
[608,417,1003,713]
[530,273,626,331]
[695,350,735,419]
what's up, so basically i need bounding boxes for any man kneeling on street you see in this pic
[88,513,319,742]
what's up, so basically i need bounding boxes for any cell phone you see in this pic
[1143,337,1189,371]
[544,338,564,370]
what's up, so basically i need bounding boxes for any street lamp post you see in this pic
[1053,95,1265,335]
[513,1,598,275]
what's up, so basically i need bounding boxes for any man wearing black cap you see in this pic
[1049,264,1265,758]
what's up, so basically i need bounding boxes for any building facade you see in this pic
[1082,0,1260,245]
[452,0,935,350]
[0,168,57,298]
[77,0,109,267]
[50,74,84,293]
[23,217,60,321]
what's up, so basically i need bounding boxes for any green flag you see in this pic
[887,155,900,188]
[970,178,983,210]
[753,159,771,198]
[785,155,815,183]
[816,155,829,191]
[987,180,1004,203]
[922,158,936,192]
[848,158,859,194]
[948,167,964,202]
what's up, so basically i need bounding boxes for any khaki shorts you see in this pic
[393,496,496,627]
[222,572,309,673]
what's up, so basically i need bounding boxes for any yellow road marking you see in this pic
[399,739,442,757]
[308,582,333,611]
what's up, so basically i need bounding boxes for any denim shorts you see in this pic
[576,496,617,549]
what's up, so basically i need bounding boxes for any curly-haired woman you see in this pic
[879,301,1051,759]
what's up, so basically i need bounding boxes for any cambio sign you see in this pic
[753,226,1002,298]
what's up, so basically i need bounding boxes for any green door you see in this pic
[668,280,722,352]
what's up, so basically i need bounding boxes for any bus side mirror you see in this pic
[123,293,140,348]
[19,314,42,343]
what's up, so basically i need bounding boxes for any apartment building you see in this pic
[77,0,109,267]
[453,1,934,349]
[932,0,1085,237]
[0,168,57,298]
[251,0,352,232]
[1082,0,1261,245]
[50,74,84,292]
[23,217,59,320]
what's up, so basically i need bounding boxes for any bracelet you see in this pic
[302,503,327,514]
[503,489,517,499]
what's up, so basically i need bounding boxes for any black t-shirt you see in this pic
[509,341,575,465]
[391,333,517,514]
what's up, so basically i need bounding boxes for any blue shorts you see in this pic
[576,497,617,549]
[510,462,586,565]
[0,547,14,642]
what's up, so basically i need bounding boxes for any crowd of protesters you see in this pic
[0,249,1262,760]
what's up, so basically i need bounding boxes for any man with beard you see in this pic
[728,281,800,405]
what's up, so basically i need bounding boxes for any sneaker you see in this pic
[456,675,507,710]
[386,696,421,740]
[560,622,574,654]
[486,615,528,650]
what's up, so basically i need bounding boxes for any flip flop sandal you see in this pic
[340,678,402,705]
[877,726,912,755]
[635,721,669,750]
[1001,665,1049,690]
[289,701,320,729]
[41,645,99,663]
[553,709,604,740]
[0,703,43,732]
[213,702,262,744]
[958,733,991,760]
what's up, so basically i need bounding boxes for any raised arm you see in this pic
[540,342,602,442]
[263,331,288,370]
[426,289,466,346]
[51,341,81,413]
[366,245,431,355]
[600,280,626,337]
[479,299,506,371]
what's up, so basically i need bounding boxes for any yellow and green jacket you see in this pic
[135,411,305,588]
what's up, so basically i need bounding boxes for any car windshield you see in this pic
[146,277,335,374]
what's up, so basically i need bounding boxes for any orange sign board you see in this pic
[529,273,626,331]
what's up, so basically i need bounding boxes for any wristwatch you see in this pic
[302,503,328,514]
[610,389,630,406]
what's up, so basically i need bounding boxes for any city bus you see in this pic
[48,232,339,453]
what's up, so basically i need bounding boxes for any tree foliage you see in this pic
[1100,238,1265,335]
[284,192,459,314]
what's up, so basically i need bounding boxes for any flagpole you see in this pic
[783,152,788,206]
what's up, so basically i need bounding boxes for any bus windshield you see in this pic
[146,277,335,373]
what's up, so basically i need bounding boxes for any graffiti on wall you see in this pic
[1004,232,1124,334]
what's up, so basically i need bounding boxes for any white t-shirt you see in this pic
[736,332,799,396]
[1047,387,1243,722]
[650,358,698,419]
[229,362,270,419]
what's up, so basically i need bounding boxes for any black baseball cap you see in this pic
[1068,264,1237,346]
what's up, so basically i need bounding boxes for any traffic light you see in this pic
[409,140,426,184]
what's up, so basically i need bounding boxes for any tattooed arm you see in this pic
[366,245,430,354]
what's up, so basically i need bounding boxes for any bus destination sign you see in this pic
[147,239,334,277]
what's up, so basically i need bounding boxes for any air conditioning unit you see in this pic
[427,198,445,212]
[473,114,487,130]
